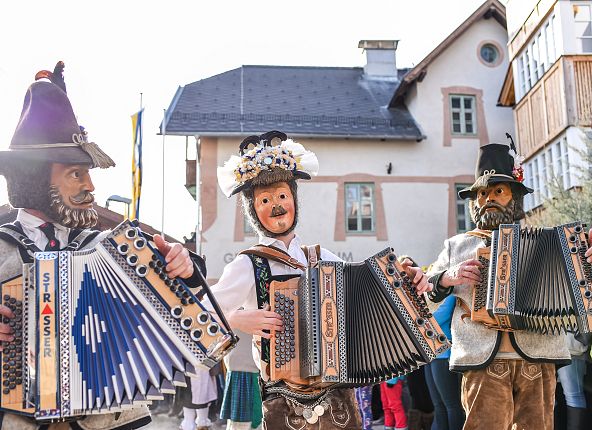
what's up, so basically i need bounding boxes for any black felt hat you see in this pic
[0,61,114,169]
[458,141,533,200]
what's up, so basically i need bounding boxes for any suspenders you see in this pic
[0,221,101,263]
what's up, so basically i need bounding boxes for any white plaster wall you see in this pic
[200,19,513,278]
[381,182,450,266]
[406,18,514,165]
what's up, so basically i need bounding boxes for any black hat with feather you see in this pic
[458,134,533,200]
[0,61,114,170]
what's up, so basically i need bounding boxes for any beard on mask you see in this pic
[470,196,525,231]
[48,185,98,229]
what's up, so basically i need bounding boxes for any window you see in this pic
[523,137,571,211]
[455,184,475,233]
[480,43,499,65]
[574,4,592,52]
[515,14,558,100]
[450,95,476,135]
[244,215,255,235]
[345,183,375,233]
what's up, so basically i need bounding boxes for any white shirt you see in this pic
[206,233,341,371]
[16,209,71,250]
[209,233,340,316]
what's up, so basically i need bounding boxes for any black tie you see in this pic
[38,223,60,251]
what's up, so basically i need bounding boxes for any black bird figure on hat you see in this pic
[34,61,67,93]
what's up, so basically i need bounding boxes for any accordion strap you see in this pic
[302,244,321,268]
[240,245,306,271]
[0,222,41,262]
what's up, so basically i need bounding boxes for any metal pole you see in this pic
[161,108,166,235]
[195,136,202,255]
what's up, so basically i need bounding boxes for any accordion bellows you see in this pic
[472,222,592,334]
[0,220,236,420]
[269,248,450,388]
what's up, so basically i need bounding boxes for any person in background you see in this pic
[220,329,263,430]
[381,375,408,430]
[178,368,218,430]
[423,295,464,430]
[556,333,590,430]
[355,385,374,430]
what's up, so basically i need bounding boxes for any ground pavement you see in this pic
[146,411,386,429]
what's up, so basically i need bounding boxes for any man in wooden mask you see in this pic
[427,142,572,430]
[0,62,198,430]
[212,131,431,429]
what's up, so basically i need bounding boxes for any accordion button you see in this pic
[125,228,137,239]
[171,306,183,319]
[181,317,193,329]
[197,312,210,324]
[117,243,129,255]
[2,388,8,395]
[190,329,203,341]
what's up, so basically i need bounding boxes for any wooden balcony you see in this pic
[515,55,592,160]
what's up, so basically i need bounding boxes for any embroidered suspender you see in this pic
[0,222,102,263]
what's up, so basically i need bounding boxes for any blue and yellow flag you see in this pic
[131,109,144,220]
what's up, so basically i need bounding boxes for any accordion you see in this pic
[471,222,592,334]
[0,220,236,420]
[269,248,450,387]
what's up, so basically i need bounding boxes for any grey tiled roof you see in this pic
[164,66,423,140]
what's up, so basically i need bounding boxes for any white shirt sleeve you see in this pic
[201,254,257,315]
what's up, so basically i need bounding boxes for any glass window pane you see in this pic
[451,97,460,108]
[347,201,359,217]
[346,185,358,202]
[581,38,592,53]
[465,123,473,134]
[360,185,372,198]
[452,112,460,121]
[347,218,358,232]
[360,202,372,217]
[452,123,461,133]
[361,218,372,231]
[464,98,473,109]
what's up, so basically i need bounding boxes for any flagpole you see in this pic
[195,136,202,255]
[161,108,166,236]
[136,92,143,220]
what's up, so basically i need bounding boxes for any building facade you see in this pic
[165,0,514,278]
[500,0,592,212]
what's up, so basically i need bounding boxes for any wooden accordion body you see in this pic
[471,222,592,334]
[269,248,450,388]
[0,220,236,420]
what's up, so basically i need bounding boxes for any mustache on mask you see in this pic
[478,202,505,216]
[69,191,95,205]
[270,205,288,217]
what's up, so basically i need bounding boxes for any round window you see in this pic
[480,43,499,65]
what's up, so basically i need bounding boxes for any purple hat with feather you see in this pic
[0,61,114,169]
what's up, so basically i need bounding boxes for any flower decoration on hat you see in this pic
[506,133,525,183]
[217,131,319,198]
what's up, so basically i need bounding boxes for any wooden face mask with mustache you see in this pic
[50,163,95,210]
[253,182,295,235]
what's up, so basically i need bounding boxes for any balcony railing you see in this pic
[515,55,592,159]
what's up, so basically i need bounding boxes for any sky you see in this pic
[0,0,491,241]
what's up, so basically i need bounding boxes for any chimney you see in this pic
[358,40,399,80]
